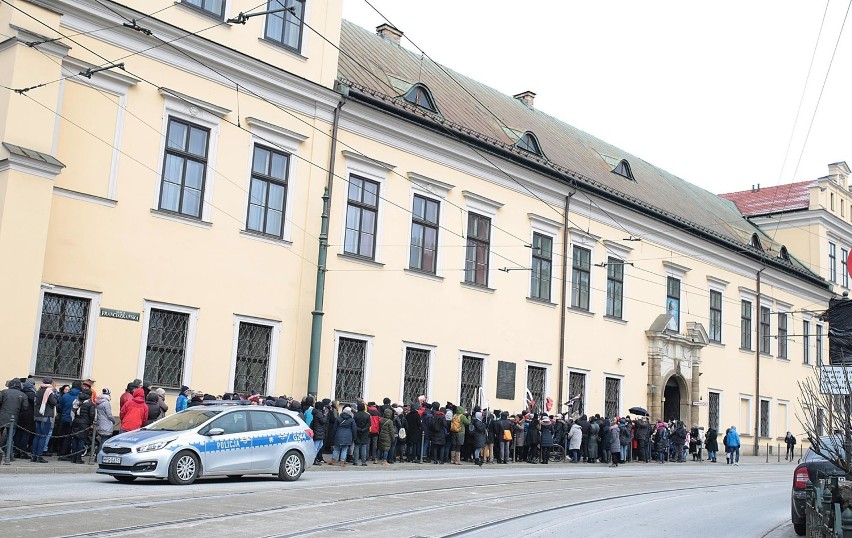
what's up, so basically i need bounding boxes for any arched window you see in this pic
[403,84,438,113]
[516,131,543,156]
[612,159,634,181]
[779,246,790,261]
[750,233,763,250]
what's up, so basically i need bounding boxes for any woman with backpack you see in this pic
[450,406,470,465]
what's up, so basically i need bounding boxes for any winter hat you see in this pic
[541,416,551,424]
[155,388,165,398]
[555,414,563,420]
[42,376,53,384]
[102,387,111,396]
[342,406,352,415]
[71,380,82,390]
[475,412,482,420]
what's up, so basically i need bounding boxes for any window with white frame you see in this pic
[233,322,273,395]
[344,175,380,259]
[606,257,624,318]
[604,376,621,419]
[803,320,811,364]
[34,292,94,378]
[530,232,553,301]
[402,347,430,405]
[830,242,837,283]
[246,145,289,238]
[568,371,586,415]
[759,305,771,354]
[759,399,770,438]
[264,0,306,53]
[334,336,367,403]
[709,290,722,343]
[460,355,484,409]
[741,300,752,350]
[464,213,491,286]
[409,194,440,274]
[182,0,225,18]
[708,391,721,431]
[778,312,788,359]
[526,365,547,413]
[571,245,591,310]
[159,117,210,219]
[143,309,190,389]
[817,324,824,366]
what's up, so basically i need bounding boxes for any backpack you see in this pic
[503,429,513,441]
[370,414,380,434]
[450,414,461,433]
[430,414,443,433]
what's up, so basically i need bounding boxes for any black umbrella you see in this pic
[629,406,649,416]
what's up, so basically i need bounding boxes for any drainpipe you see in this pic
[754,266,765,455]
[307,97,345,396]
[558,193,573,409]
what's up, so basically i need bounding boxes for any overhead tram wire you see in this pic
[355,0,835,294]
[771,0,852,242]
[2,1,534,271]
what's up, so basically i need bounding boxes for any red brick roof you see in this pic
[720,181,814,217]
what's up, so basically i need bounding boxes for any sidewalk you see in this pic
[0,453,800,475]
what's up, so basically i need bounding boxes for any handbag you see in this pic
[398,427,407,440]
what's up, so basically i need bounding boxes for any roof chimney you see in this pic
[513,91,536,108]
[376,23,403,46]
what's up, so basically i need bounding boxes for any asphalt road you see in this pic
[0,461,797,537]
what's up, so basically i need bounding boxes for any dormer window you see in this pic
[780,246,791,261]
[403,84,438,113]
[750,233,763,250]
[612,159,634,181]
[516,131,543,156]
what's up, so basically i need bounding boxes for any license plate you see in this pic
[102,456,121,465]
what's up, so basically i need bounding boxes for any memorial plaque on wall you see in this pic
[496,361,516,400]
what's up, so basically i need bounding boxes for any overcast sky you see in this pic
[341,1,852,196]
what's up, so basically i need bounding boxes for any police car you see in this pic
[97,404,314,484]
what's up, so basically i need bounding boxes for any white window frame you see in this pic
[136,300,199,388]
[462,191,503,289]
[816,323,825,366]
[398,341,436,404]
[153,89,228,223]
[339,151,393,263]
[708,388,723,430]
[739,394,753,435]
[408,172,453,277]
[567,367,590,415]
[758,397,772,438]
[228,314,282,396]
[330,330,373,402]
[603,373,624,418]
[759,298,774,356]
[528,213,561,303]
[524,360,551,410]
[803,314,812,365]
[30,285,102,380]
[602,239,632,319]
[243,117,307,244]
[568,228,599,311]
[457,350,488,408]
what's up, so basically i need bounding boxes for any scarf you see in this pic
[39,384,54,415]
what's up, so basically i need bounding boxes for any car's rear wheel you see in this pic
[278,450,304,481]
[793,522,805,536]
[113,475,137,483]
[168,451,200,485]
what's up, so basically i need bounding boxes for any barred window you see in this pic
[527,366,546,413]
[778,313,788,359]
[335,337,366,404]
[402,347,430,405]
[182,0,225,18]
[530,233,553,301]
[459,356,483,409]
[741,300,752,350]
[709,290,722,343]
[144,309,189,389]
[233,322,272,395]
[606,257,624,318]
[159,117,209,219]
[760,306,771,354]
[759,400,770,438]
[344,175,380,259]
[409,195,439,274]
[604,377,621,419]
[708,391,720,431]
[246,145,289,238]
[464,213,491,286]
[264,0,305,52]
[571,246,590,310]
[568,372,586,414]
[35,293,90,378]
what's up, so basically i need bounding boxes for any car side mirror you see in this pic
[207,428,224,436]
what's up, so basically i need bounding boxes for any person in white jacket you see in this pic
[94,388,116,451]
[566,421,583,462]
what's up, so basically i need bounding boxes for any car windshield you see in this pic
[806,436,849,462]
[145,409,221,431]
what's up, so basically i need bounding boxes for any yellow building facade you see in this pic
[0,0,835,449]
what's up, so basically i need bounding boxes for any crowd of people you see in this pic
[0,376,767,469]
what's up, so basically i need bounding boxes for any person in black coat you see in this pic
[538,415,555,464]
[70,390,96,464]
[577,415,590,462]
[405,403,423,463]
[331,408,357,467]
[0,379,29,460]
[14,380,36,458]
[426,402,446,464]
[353,402,371,466]
[470,412,487,466]
[312,401,328,465]
[525,414,541,463]
[670,421,687,463]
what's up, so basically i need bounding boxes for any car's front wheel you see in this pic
[278,450,304,481]
[168,451,200,485]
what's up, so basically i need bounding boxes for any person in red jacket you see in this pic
[119,388,148,433]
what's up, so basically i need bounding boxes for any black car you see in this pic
[791,436,851,536]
